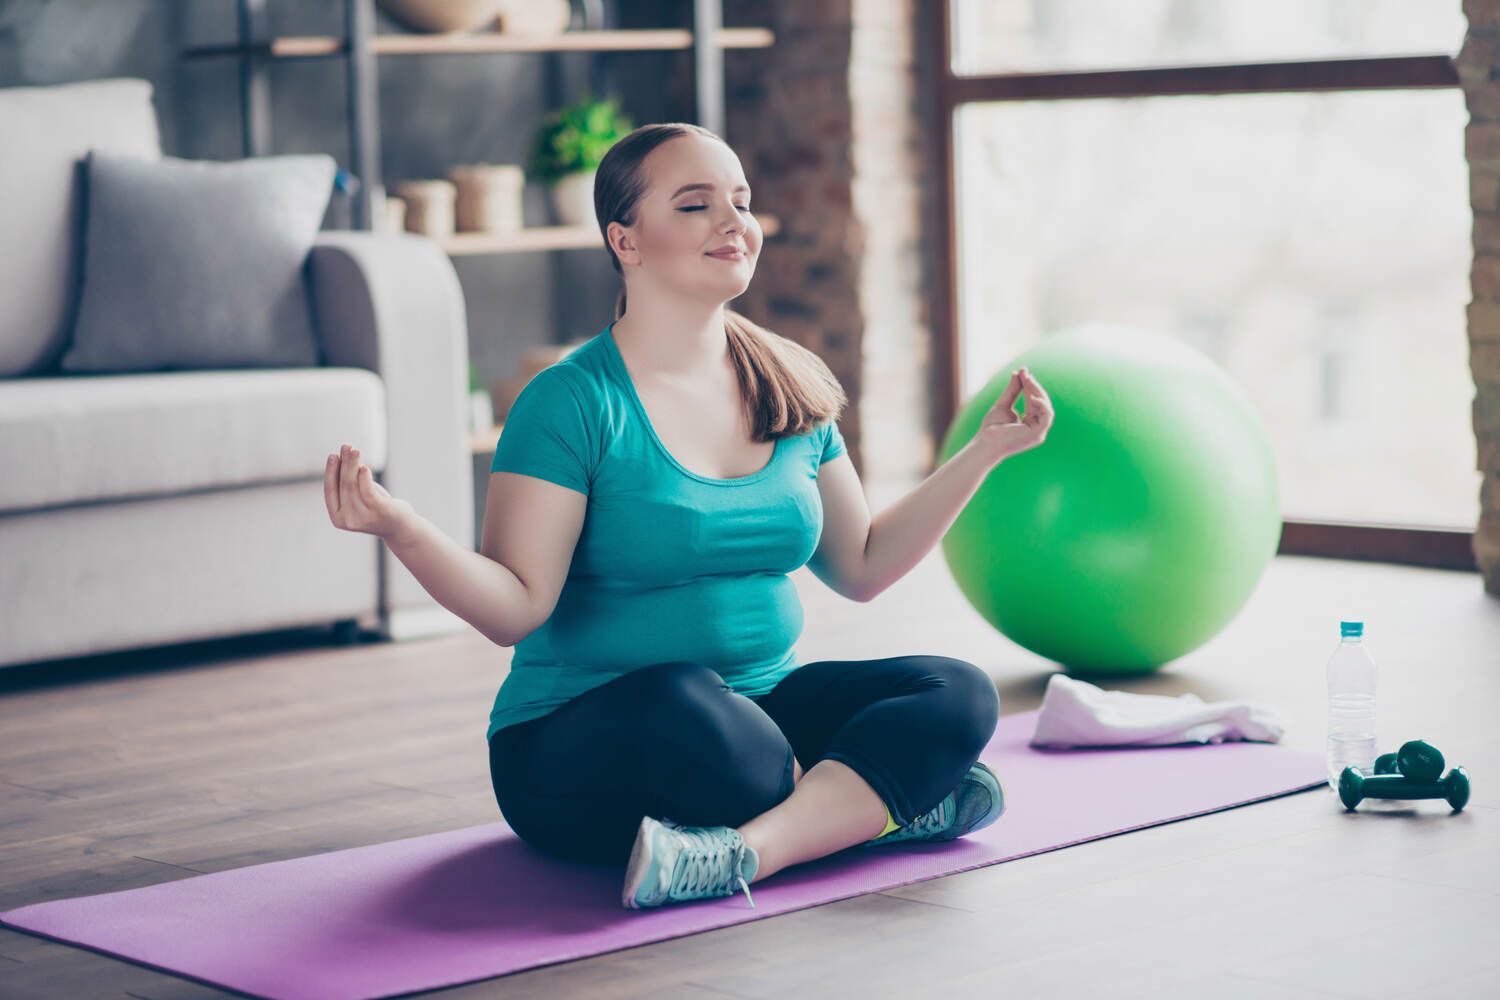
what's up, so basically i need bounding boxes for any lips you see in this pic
[706,247,746,259]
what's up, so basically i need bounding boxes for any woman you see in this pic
[324,123,1055,911]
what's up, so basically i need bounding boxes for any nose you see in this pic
[713,198,743,233]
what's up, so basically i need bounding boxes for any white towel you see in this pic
[1029,673,1288,748]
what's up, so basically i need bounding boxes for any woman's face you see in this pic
[617,133,762,304]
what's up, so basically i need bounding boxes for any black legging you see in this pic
[488,655,1001,865]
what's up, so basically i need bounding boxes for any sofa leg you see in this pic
[331,619,363,645]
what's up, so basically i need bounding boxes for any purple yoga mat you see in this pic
[1,709,1328,1000]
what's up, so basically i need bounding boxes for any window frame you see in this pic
[925,4,1472,571]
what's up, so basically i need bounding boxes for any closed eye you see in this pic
[678,205,752,212]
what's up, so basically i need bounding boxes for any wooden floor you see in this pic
[2,539,1498,999]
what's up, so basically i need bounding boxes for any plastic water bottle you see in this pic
[1326,619,1377,790]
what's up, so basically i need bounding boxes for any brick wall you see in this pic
[726,0,935,491]
[1461,0,1500,592]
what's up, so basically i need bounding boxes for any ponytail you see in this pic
[723,309,847,441]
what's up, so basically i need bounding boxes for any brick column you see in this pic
[726,1,934,493]
[849,0,936,489]
[1461,0,1500,593]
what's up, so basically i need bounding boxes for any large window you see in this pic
[951,0,1465,75]
[934,2,1474,562]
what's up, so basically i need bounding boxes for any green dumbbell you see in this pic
[1372,739,1445,784]
[1338,765,1470,812]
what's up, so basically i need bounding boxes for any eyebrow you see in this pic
[670,182,751,198]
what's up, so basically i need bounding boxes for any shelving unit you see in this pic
[437,215,779,256]
[185,27,775,59]
[191,1,775,229]
[189,0,776,456]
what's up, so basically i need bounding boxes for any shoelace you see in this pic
[898,794,954,838]
[668,825,756,908]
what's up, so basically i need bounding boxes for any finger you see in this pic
[1024,370,1052,403]
[996,371,1022,410]
[341,446,363,511]
[1023,381,1051,406]
[998,377,1024,418]
[324,451,339,515]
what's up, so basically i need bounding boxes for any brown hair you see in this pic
[594,122,847,442]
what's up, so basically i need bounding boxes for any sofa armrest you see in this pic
[308,231,476,623]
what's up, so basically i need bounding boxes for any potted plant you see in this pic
[527,95,633,227]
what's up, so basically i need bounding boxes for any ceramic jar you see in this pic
[390,179,456,238]
[448,164,525,233]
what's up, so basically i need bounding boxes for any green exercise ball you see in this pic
[939,324,1281,675]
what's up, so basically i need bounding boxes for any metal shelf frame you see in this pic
[210,0,748,231]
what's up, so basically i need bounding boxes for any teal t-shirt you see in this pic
[485,322,847,741]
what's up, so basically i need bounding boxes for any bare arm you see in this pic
[808,441,997,603]
[808,369,1054,602]
[383,510,536,646]
[324,444,541,646]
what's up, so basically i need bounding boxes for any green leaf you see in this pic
[527,94,634,182]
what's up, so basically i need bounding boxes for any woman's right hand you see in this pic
[324,444,414,541]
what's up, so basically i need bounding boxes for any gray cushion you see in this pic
[0,78,161,378]
[59,151,337,374]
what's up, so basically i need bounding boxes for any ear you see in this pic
[607,221,641,266]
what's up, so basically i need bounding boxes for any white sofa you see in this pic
[0,78,475,669]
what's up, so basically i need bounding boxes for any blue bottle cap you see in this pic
[1340,620,1363,637]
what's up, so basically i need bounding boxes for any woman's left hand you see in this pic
[973,367,1054,465]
